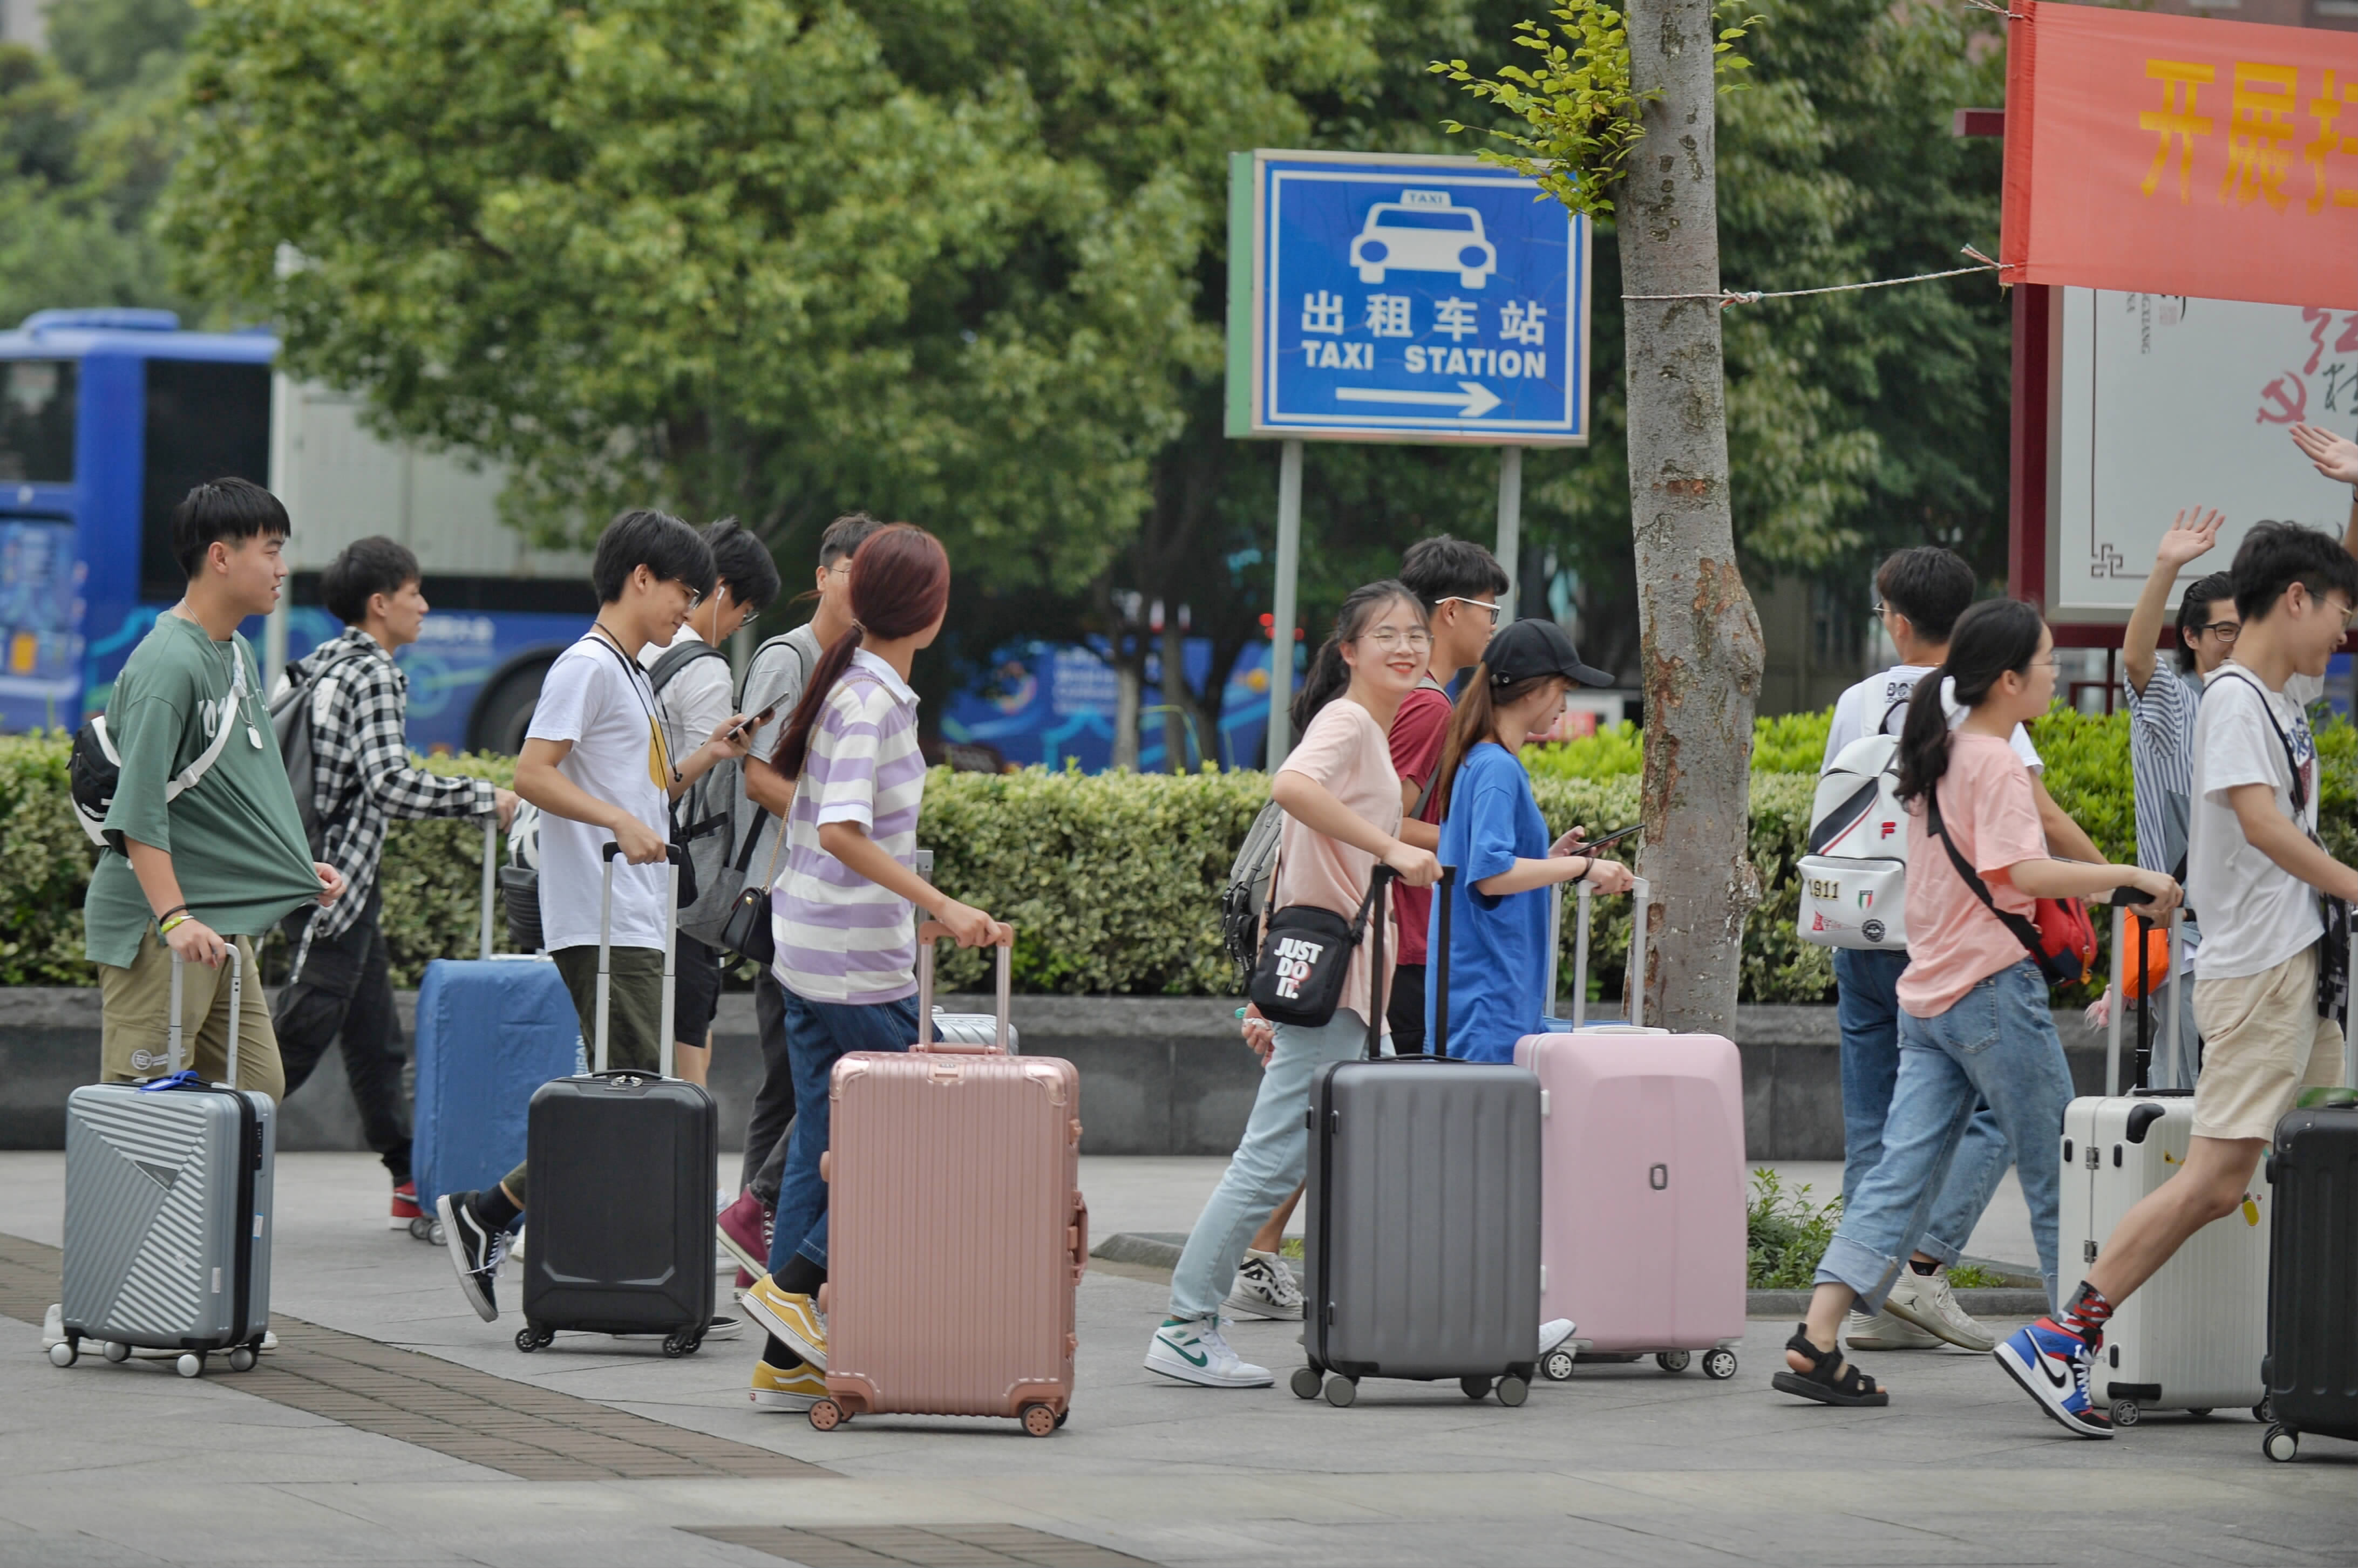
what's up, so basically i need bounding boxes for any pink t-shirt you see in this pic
[1896,733,2050,1018]
[1274,698,1404,1033]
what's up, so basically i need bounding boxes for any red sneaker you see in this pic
[390,1181,424,1230]
[716,1188,772,1276]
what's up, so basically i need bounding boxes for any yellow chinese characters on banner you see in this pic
[2004,2,2358,309]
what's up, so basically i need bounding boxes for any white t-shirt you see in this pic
[640,624,733,760]
[529,635,673,953]
[1824,664,2043,773]
[2186,665,2323,980]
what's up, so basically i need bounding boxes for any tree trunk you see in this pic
[1159,618,1197,772]
[1110,639,1143,772]
[1621,0,1764,1034]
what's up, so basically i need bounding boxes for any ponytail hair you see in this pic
[1432,663,1556,818]
[1892,597,2046,806]
[771,523,949,779]
[1289,580,1424,734]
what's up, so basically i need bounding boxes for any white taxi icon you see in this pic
[1350,190,1496,289]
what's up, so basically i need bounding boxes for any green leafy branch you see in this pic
[1430,1,1759,222]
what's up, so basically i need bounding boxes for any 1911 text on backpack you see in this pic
[1799,704,1910,952]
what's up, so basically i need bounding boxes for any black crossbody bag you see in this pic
[1248,848,1395,1028]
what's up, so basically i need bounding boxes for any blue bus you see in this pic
[0,309,592,749]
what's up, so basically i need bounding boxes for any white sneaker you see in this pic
[1884,1266,1996,1352]
[1144,1318,1273,1388]
[1222,1249,1303,1320]
[1844,1305,1940,1351]
[1540,1318,1576,1359]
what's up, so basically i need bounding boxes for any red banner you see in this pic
[2001,0,2358,309]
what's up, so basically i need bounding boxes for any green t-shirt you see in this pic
[83,613,324,969]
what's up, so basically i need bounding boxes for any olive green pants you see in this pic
[499,945,665,1207]
[97,930,283,1103]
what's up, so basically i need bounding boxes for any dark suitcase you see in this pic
[516,843,718,1356]
[2260,1096,2358,1462]
[1296,867,1545,1408]
[56,949,275,1379]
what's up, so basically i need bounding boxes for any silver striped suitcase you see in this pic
[55,949,275,1378]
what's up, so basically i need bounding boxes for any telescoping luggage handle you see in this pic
[1565,875,1653,1031]
[913,926,1016,1054]
[153,945,244,1089]
[2104,899,2188,1097]
[598,842,683,1078]
[479,818,497,962]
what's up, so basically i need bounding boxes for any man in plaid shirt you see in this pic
[274,537,515,1231]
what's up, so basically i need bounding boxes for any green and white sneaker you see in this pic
[1144,1317,1273,1388]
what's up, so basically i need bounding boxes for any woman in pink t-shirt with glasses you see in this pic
[1772,598,2178,1412]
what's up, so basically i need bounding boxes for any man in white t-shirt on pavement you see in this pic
[1821,547,2109,1356]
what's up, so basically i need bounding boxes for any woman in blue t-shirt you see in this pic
[1427,619,1638,1061]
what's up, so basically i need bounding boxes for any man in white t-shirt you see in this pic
[714,512,885,1289]
[437,509,751,1327]
[1820,547,2109,1356]
[2001,521,2358,1439]
[642,520,779,1089]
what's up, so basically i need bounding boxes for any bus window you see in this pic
[140,360,271,599]
[0,360,76,483]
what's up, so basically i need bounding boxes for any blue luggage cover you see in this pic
[413,958,583,1210]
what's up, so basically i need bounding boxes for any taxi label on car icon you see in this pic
[1350,190,1496,289]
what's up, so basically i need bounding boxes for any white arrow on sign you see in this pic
[1335,381,1502,419]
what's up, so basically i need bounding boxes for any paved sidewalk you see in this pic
[1,1153,2349,1568]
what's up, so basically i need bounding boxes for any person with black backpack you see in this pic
[640,519,780,1089]
[270,536,517,1232]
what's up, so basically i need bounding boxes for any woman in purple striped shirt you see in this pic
[739,523,1011,1413]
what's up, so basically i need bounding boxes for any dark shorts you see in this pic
[674,933,725,1046]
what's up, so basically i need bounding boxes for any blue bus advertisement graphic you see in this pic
[943,640,1282,772]
[1256,156,1588,444]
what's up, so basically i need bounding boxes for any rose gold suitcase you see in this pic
[810,929,1087,1437]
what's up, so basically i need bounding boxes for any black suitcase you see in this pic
[2260,1094,2358,1462]
[1295,867,1545,1409]
[517,843,718,1356]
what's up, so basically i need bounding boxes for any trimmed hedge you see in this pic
[5,707,2344,998]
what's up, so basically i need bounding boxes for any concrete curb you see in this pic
[1090,1232,2050,1319]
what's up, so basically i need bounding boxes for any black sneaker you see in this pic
[437,1190,510,1322]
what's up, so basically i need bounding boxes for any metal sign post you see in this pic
[1497,445,1523,621]
[1268,439,1304,763]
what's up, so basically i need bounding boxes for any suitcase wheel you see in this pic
[410,1216,443,1245]
[1020,1402,1058,1438]
[227,1347,257,1373]
[1702,1349,1738,1381]
[1322,1374,1356,1408]
[515,1322,554,1354]
[1496,1374,1529,1408]
[808,1399,845,1432]
[662,1329,702,1358]
[1290,1366,1323,1401]
[1656,1351,1691,1374]
[2110,1399,2142,1428]
[2186,1407,2213,1421]
[46,1340,75,1369]
[1459,1375,1493,1401]
[2265,1425,2299,1463]
[1055,1408,1069,1429]
[1541,1349,1576,1382]
[103,1340,130,1364]
[175,1353,203,1379]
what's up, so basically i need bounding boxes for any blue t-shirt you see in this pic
[1426,742,1553,1061]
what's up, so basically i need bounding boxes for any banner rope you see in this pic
[1623,246,2016,310]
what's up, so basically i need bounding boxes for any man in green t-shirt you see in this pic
[86,479,345,1099]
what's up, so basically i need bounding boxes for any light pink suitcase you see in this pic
[1514,877,1747,1382]
[811,929,1088,1437]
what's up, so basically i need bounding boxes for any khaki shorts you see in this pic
[2191,944,2343,1143]
[97,929,284,1103]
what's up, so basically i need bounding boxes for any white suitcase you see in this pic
[2060,905,2266,1427]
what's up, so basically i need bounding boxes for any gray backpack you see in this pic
[677,632,814,949]
[269,645,375,856]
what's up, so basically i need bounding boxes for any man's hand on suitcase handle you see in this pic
[163,914,229,969]
[605,817,669,865]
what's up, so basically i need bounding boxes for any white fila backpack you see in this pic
[1798,701,1910,951]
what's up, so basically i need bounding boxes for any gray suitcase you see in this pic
[53,949,275,1378]
[1295,867,1544,1407]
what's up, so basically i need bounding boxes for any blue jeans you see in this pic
[1834,946,2009,1266]
[766,990,920,1276]
[1818,961,2073,1313]
[1168,1011,1374,1321]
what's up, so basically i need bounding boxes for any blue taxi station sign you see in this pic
[1226,149,1589,447]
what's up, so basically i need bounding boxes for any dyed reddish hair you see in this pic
[771,523,950,778]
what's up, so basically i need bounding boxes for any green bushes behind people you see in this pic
[3,706,2345,996]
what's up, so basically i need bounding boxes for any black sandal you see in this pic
[1771,1324,1888,1407]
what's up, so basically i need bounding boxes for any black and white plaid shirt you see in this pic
[288,626,495,951]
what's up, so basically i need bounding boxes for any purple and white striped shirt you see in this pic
[771,650,928,1004]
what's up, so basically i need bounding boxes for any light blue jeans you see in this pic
[1817,960,2073,1314]
[1168,1011,1376,1322]
[1834,946,2012,1265]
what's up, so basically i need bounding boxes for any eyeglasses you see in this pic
[1434,596,1501,624]
[680,587,704,612]
[1361,628,1433,652]
[2187,619,2240,642]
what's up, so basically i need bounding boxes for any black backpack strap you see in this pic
[1926,782,2050,968]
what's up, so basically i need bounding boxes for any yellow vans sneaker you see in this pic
[750,1359,828,1413]
[742,1274,827,1370]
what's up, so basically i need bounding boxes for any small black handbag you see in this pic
[1248,863,1393,1029]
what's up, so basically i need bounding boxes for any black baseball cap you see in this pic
[1483,617,1614,689]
